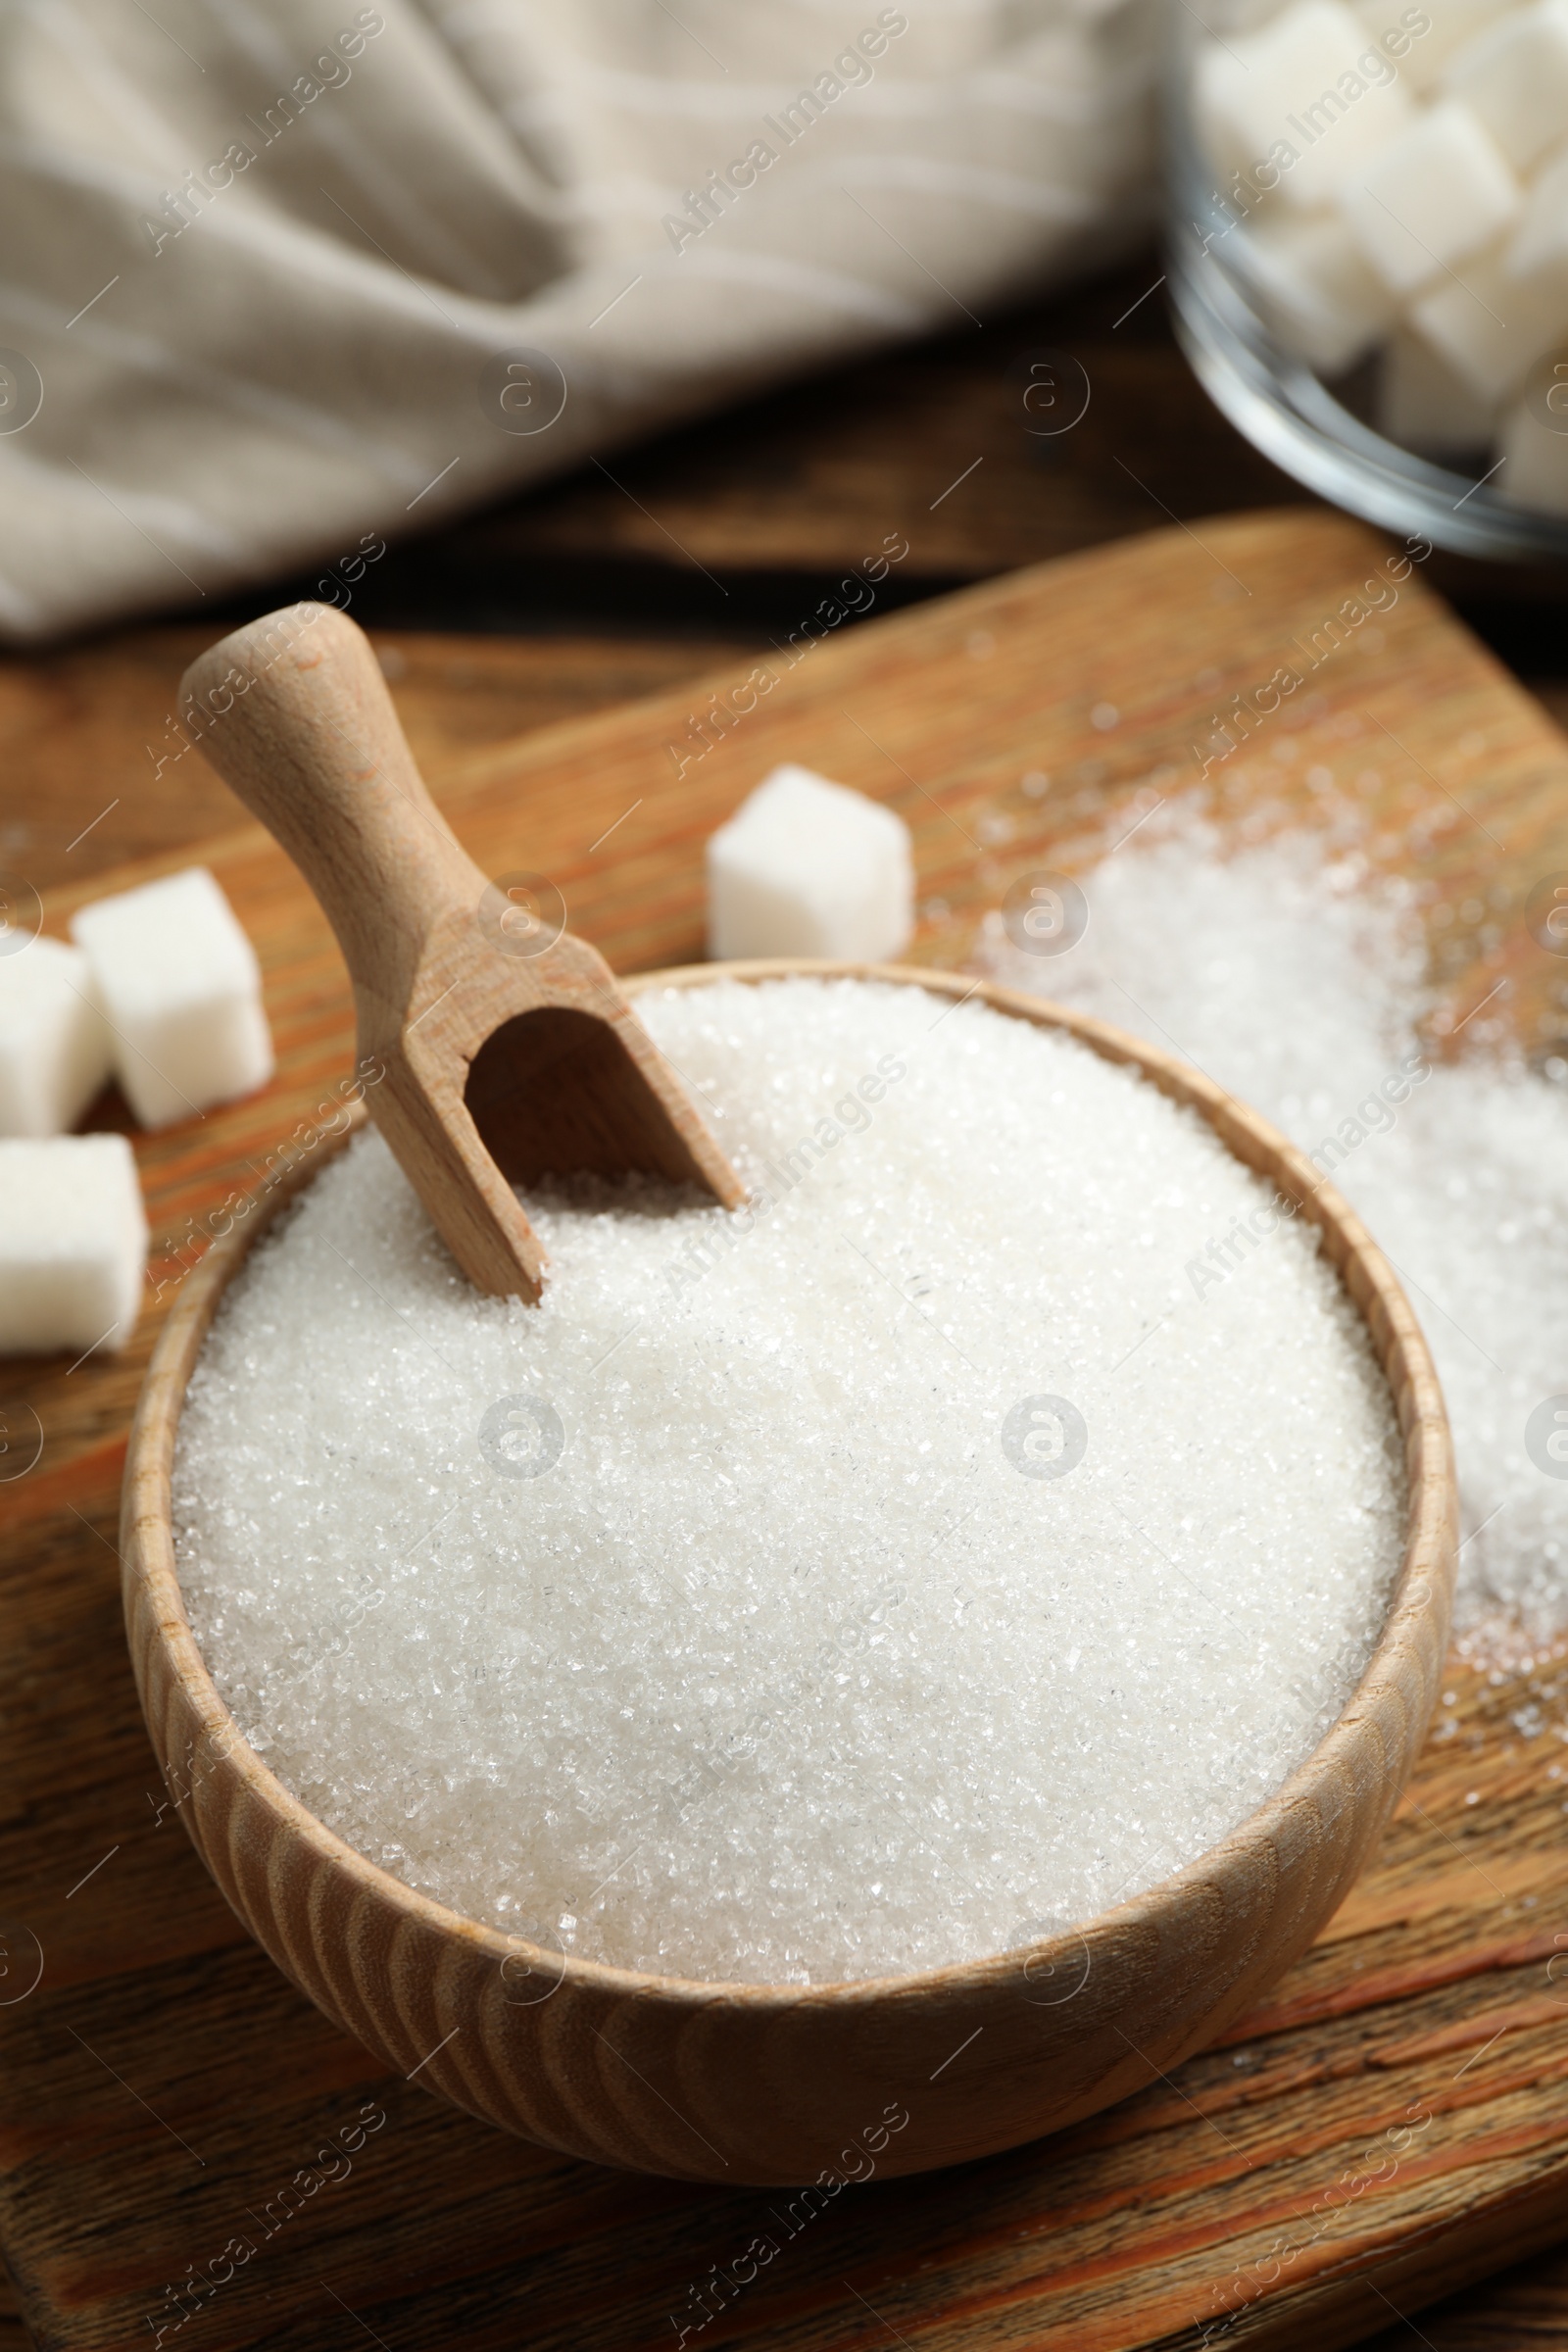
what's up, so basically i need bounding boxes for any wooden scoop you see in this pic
[179,602,746,1300]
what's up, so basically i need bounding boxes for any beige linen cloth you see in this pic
[0,0,1156,641]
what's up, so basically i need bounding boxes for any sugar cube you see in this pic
[1409,243,1568,399]
[1196,47,1270,191]
[1212,0,1297,27]
[1341,101,1519,294]
[1204,0,1415,213]
[1357,0,1499,93]
[0,1134,147,1356]
[707,764,913,963]
[1245,210,1396,371]
[1376,328,1496,453]
[71,868,272,1130]
[1498,395,1568,512]
[1446,1,1568,172]
[1507,142,1568,286]
[0,935,112,1136]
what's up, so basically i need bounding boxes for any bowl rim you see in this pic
[122,957,1456,2013]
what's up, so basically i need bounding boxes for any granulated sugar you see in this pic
[985,815,1568,1658]
[174,979,1403,1984]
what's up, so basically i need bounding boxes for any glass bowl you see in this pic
[1166,0,1568,564]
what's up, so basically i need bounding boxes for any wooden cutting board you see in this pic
[5,511,1568,2352]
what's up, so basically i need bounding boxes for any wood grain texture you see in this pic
[118,956,1455,2186]
[314,258,1563,649]
[0,2267,25,2352]
[1363,2243,1568,2349]
[0,628,743,895]
[4,512,1568,2347]
[178,605,744,1299]
[386,265,1308,600]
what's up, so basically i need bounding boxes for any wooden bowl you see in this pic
[122,962,1457,2185]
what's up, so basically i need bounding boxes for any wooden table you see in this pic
[4,253,1568,2349]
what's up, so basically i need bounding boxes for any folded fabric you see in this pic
[0,0,1156,642]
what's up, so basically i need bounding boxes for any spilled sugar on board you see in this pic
[985,811,1568,1663]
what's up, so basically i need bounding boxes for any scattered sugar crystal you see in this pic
[0,1133,146,1355]
[174,980,1403,1984]
[707,764,913,963]
[0,935,112,1137]
[71,867,273,1130]
[983,814,1568,1655]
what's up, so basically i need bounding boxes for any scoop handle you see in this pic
[179,603,484,998]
